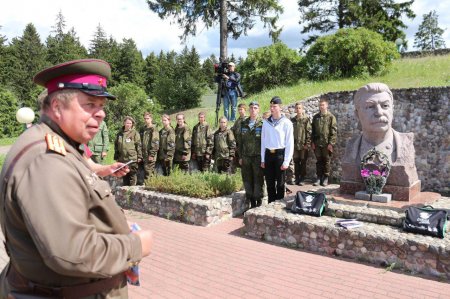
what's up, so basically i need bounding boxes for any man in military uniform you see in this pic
[231,103,247,172]
[114,116,143,186]
[311,98,337,186]
[174,113,191,172]
[213,116,236,174]
[141,112,159,181]
[0,59,153,298]
[291,102,312,185]
[158,114,176,176]
[238,101,264,208]
[191,112,213,172]
[87,120,109,164]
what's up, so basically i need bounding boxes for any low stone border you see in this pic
[244,198,450,280]
[115,186,248,227]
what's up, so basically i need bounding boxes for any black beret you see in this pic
[270,96,282,105]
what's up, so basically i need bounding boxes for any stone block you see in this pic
[371,193,392,203]
[355,191,371,201]
[340,180,421,201]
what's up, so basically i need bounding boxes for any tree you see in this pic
[303,28,399,80]
[298,0,415,47]
[240,42,302,93]
[89,24,110,59]
[114,38,145,87]
[8,23,47,109]
[202,54,218,90]
[414,10,446,50]
[0,87,23,138]
[46,11,87,64]
[0,25,9,85]
[147,0,283,60]
[143,52,159,97]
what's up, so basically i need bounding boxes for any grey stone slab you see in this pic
[371,193,392,203]
[355,191,371,201]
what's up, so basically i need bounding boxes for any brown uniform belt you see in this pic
[7,263,126,299]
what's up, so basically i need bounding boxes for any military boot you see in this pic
[321,176,329,186]
[313,177,320,186]
[298,176,305,186]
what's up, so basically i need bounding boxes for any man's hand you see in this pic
[93,162,130,177]
[303,145,309,150]
[148,156,154,162]
[327,144,333,152]
[222,74,229,80]
[239,158,243,166]
[181,155,187,161]
[133,229,153,257]
[101,151,107,158]
[280,165,288,170]
[192,153,197,160]
[260,162,265,168]
[311,143,316,150]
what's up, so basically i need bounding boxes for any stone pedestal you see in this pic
[340,180,421,201]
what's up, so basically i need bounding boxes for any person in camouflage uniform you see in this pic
[114,116,142,186]
[291,102,311,185]
[191,112,213,172]
[238,101,264,208]
[174,113,192,172]
[213,116,236,174]
[141,112,160,181]
[311,98,337,186]
[158,114,176,176]
[87,120,109,164]
[231,103,247,172]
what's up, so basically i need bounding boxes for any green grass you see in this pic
[0,137,17,146]
[0,155,5,169]
[182,54,450,128]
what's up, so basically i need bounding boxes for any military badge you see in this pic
[45,133,67,156]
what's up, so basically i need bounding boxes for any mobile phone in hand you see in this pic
[112,160,135,173]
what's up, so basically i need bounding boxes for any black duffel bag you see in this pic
[403,205,448,238]
[291,191,327,216]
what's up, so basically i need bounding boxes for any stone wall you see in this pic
[114,187,247,226]
[292,86,449,194]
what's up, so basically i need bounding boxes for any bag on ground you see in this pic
[403,205,447,238]
[291,191,327,216]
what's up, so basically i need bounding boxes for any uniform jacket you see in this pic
[238,117,263,157]
[231,116,245,147]
[141,126,160,160]
[291,114,312,150]
[174,124,191,161]
[213,128,236,160]
[158,126,175,161]
[0,115,142,298]
[191,122,213,156]
[311,111,337,147]
[87,121,109,155]
[114,127,142,162]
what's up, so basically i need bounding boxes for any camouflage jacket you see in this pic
[213,128,236,159]
[238,116,263,157]
[158,126,175,161]
[174,124,192,161]
[87,121,109,155]
[311,111,337,147]
[291,114,312,150]
[141,126,160,159]
[191,122,213,156]
[114,127,142,162]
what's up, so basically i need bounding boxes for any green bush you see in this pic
[303,28,399,80]
[240,42,302,93]
[145,168,243,199]
[0,155,5,169]
[0,87,23,138]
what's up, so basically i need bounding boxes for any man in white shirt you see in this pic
[261,96,294,203]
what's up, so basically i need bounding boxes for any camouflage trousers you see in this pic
[144,158,157,180]
[241,155,264,207]
[215,158,231,174]
[123,163,138,186]
[314,146,332,177]
[174,160,190,173]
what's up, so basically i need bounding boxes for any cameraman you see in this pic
[221,62,241,121]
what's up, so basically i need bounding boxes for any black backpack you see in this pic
[403,205,448,238]
[291,191,327,217]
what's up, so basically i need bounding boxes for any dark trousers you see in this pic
[123,163,138,186]
[158,159,172,176]
[293,149,308,179]
[264,149,285,203]
[216,158,231,174]
[194,155,211,172]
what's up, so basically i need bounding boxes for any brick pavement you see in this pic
[1,210,449,298]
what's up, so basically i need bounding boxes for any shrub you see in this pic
[145,168,243,199]
[303,28,399,80]
[240,42,302,93]
[0,87,23,138]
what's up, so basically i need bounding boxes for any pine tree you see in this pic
[201,54,218,90]
[298,0,415,47]
[8,23,47,109]
[143,52,158,97]
[0,25,9,85]
[89,24,109,59]
[46,11,87,64]
[114,38,145,87]
[414,10,446,50]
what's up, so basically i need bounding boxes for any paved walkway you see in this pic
[1,210,449,298]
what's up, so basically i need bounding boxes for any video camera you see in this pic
[214,61,230,76]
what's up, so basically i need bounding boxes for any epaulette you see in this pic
[45,133,67,156]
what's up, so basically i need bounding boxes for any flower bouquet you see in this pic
[360,148,391,194]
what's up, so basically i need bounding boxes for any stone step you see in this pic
[244,201,450,280]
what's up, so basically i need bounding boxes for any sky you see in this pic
[0,0,449,60]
